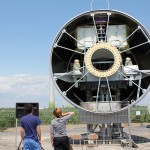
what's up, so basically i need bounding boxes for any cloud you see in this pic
[0,74,49,108]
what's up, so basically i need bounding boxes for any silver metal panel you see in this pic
[79,109,128,124]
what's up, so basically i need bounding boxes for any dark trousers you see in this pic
[53,136,70,150]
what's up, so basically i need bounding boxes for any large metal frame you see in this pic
[50,9,150,114]
[49,3,150,142]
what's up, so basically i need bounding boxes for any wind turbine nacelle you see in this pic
[50,10,150,123]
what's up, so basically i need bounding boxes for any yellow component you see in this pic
[84,42,121,77]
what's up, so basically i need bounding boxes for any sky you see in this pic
[0,0,150,108]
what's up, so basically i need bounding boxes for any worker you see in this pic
[50,108,74,150]
[20,104,41,150]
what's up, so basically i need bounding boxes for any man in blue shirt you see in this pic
[20,104,41,150]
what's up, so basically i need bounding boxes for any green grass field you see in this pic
[0,106,150,130]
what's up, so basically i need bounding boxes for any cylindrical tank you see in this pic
[50,9,150,115]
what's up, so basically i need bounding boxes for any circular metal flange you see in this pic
[84,42,121,77]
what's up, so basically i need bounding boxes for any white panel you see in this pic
[76,25,129,50]
[107,25,129,49]
[76,26,97,50]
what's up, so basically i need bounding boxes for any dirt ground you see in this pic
[0,123,150,150]
[0,124,87,150]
